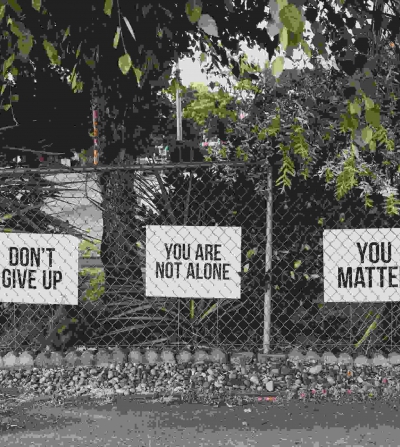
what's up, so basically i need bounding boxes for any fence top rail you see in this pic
[0,160,266,176]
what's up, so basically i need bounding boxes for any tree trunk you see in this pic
[98,167,144,294]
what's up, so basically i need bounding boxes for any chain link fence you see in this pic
[270,172,400,357]
[1,161,397,356]
[0,161,268,354]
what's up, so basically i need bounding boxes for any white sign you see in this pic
[0,233,79,305]
[145,226,242,299]
[324,228,400,302]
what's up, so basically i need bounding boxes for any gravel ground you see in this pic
[0,355,400,445]
[1,355,400,407]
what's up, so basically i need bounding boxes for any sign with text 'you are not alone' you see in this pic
[0,233,79,305]
[324,229,400,302]
[145,226,242,299]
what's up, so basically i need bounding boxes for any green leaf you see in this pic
[0,4,6,21]
[113,27,120,49]
[185,2,202,24]
[303,244,310,251]
[318,217,324,225]
[304,274,309,280]
[8,0,21,14]
[200,303,217,320]
[364,97,374,110]
[85,58,95,68]
[369,140,376,152]
[18,34,34,57]
[361,126,373,144]
[279,4,304,34]
[294,260,301,269]
[8,18,23,38]
[318,303,324,309]
[246,249,256,259]
[200,52,207,63]
[43,40,61,65]
[277,0,288,9]
[32,0,41,11]
[349,102,361,116]
[118,53,132,75]
[104,0,113,16]
[2,53,14,76]
[243,264,249,273]
[57,325,67,334]
[11,94,18,102]
[290,271,295,279]
[76,42,82,58]
[0,214,13,220]
[0,84,6,95]
[63,26,70,42]
[271,56,284,78]
[133,66,142,84]
[3,104,11,111]
[280,26,288,51]
[365,105,380,128]
[301,39,312,57]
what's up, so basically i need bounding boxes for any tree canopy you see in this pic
[1,0,400,205]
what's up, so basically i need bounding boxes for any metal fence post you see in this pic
[263,161,273,354]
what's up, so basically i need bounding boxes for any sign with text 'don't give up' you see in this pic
[145,226,242,299]
[0,233,79,305]
[324,228,400,303]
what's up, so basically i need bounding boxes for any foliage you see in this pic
[0,0,398,180]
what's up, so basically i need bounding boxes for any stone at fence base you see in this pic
[111,347,127,364]
[305,351,320,362]
[3,351,18,369]
[19,351,34,369]
[230,352,254,366]
[177,350,192,364]
[128,349,143,364]
[81,351,95,367]
[65,351,82,367]
[50,351,64,367]
[194,350,210,364]
[287,349,304,362]
[210,348,226,364]
[354,355,369,366]
[34,352,52,368]
[372,354,389,367]
[144,349,160,365]
[338,353,353,365]
[160,350,176,364]
[96,349,113,367]
[389,352,400,365]
[322,352,337,365]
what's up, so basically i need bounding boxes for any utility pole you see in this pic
[176,58,183,142]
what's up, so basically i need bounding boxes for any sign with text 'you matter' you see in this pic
[324,229,400,303]
[0,233,79,305]
[145,226,242,299]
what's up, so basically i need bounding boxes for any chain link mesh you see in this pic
[0,162,267,353]
[271,173,400,357]
[2,163,395,356]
